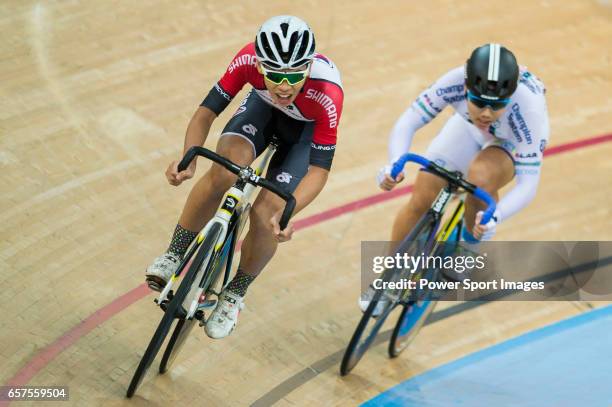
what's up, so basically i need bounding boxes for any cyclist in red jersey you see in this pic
[145,15,344,339]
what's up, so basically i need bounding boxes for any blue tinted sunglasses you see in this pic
[467,91,510,111]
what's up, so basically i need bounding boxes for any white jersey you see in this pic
[388,66,550,223]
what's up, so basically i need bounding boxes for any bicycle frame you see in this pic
[156,143,278,318]
[128,141,297,397]
[341,153,497,375]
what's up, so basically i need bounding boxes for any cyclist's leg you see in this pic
[146,91,274,289]
[206,115,311,339]
[360,114,480,309]
[463,142,515,236]
[391,171,447,243]
[236,119,312,281]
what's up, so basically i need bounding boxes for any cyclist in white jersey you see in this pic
[360,43,549,314]
[380,43,549,243]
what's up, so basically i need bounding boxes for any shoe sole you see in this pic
[146,275,167,292]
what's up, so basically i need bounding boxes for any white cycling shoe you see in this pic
[145,253,180,291]
[358,286,389,318]
[205,290,245,339]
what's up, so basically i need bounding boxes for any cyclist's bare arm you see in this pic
[271,165,328,241]
[293,165,329,214]
[166,106,217,186]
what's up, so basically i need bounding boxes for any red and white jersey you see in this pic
[207,43,344,146]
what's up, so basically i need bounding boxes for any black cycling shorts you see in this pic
[218,90,334,193]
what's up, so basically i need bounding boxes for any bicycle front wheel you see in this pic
[340,268,398,376]
[159,225,236,374]
[126,223,222,398]
[340,212,438,376]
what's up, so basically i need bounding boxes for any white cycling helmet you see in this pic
[255,15,316,70]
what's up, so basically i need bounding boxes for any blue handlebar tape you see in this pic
[390,154,431,179]
[473,187,497,224]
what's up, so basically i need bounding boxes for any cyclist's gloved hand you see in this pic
[166,160,195,186]
[270,210,295,243]
[377,165,405,191]
[473,210,500,241]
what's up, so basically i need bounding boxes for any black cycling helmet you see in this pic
[465,43,519,100]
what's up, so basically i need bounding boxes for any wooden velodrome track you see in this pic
[1,0,611,405]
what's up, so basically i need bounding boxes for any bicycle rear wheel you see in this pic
[126,223,222,398]
[159,317,197,374]
[388,298,437,358]
[388,211,462,358]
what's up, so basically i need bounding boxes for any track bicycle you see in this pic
[340,153,496,375]
[127,140,295,397]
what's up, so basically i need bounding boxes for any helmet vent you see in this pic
[259,33,280,68]
[295,31,310,62]
[271,33,287,63]
[280,22,289,37]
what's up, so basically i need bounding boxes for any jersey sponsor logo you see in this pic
[442,94,466,104]
[276,172,293,184]
[311,142,336,151]
[519,73,537,95]
[515,151,538,159]
[228,54,257,74]
[435,83,464,96]
[508,113,522,142]
[232,106,246,117]
[233,94,249,117]
[509,103,533,144]
[305,88,338,128]
[519,71,546,95]
[242,124,257,136]
[516,168,539,175]
[215,83,232,101]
